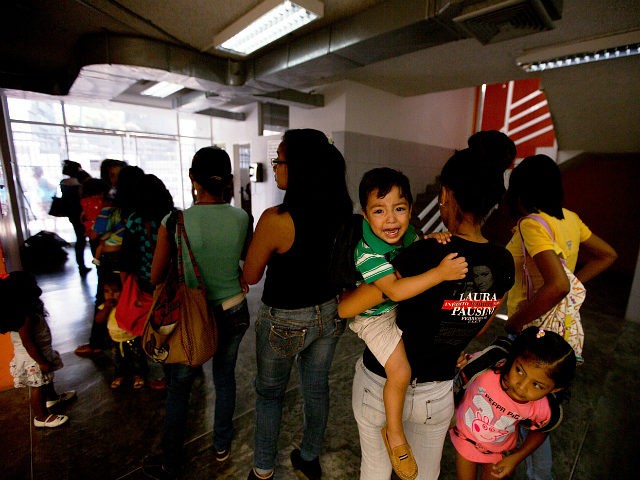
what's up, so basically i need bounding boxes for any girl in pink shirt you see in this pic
[450,327,576,479]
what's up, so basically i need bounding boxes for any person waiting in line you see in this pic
[75,165,144,358]
[242,129,353,480]
[143,146,252,480]
[119,172,175,390]
[59,160,92,275]
[503,154,617,480]
[94,272,147,390]
[0,271,76,428]
[349,167,468,480]
[451,327,577,480]
[339,147,515,480]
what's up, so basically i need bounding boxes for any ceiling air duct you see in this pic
[451,0,563,44]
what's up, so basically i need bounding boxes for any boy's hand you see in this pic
[424,231,452,243]
[437,253,468,280]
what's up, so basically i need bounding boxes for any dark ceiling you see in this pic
[1,0,639,151]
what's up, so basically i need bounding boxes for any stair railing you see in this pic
[416,195,445,234]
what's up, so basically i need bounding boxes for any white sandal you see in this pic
[34,414,69,428]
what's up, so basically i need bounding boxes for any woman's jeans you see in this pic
[352,356,454,480]
[252,297,346,472]
[521,428,554,480]
[161,300,250,469]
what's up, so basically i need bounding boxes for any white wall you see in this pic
[342,81,475,148]
[214,81,476,227]
[290,83,348,138]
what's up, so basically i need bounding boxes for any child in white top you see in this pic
[0,271,76,428]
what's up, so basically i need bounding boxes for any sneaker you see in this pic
[215,448,230,462]
[290,448,321,480]
[247,469,273,480]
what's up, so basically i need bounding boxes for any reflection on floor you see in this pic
[0,247,637,480]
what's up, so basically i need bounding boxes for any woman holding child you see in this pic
[242,129,353,480]
[339,147,516,480]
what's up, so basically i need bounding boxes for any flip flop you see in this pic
[110,377,124,389]
[46,390,76,409]
[133,376,145,390]
[34,414,69,428]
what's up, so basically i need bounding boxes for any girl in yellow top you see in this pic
[504,155,617,335]
[503,154,617,480]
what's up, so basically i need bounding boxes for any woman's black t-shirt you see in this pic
[362,236,515,381]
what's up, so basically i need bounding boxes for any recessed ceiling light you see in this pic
[140,81,184,98]
[516,29,640,72]
[213,0,324,56]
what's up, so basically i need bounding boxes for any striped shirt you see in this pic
[354,220,419,316]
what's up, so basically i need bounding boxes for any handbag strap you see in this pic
[518,214,566,301]
[175,211,206,290]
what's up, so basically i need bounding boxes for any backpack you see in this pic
[453,336,512,405]
[328,213,364,291]
[453,335,564,433]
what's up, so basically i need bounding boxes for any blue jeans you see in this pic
[252,297,346,472]
[520,427,554,480]
[161,299,249,469]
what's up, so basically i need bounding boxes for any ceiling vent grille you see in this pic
[453,0,562,45]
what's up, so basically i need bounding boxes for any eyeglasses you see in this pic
[270,158,287,167]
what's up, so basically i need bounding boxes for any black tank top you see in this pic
[262,207,337,309]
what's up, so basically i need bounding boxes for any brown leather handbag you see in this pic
[142,211,217,366]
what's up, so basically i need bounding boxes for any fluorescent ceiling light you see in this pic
[517,29,640,72]
[214,0,324,56]
[140,81,184,98]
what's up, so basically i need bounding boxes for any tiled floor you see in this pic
[1,247,637,480]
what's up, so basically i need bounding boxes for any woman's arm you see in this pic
[574,233,618,284]
[505,249,570,333]
[242,207,294,285]
[150,224,171,286]
[474,297,506,339]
